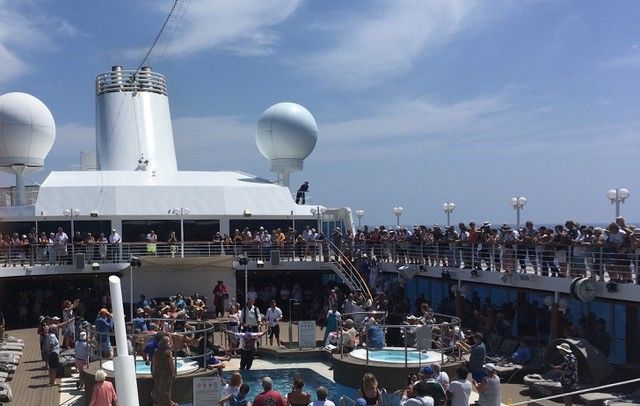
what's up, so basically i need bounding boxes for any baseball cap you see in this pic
[483,363,496,372]
[420,366,434,375]
[356,399,367,406]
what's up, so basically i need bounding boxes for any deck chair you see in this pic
[0,382,12,402]
[0,343,24,351]
[0,354,20,365]
[0,371,8,382]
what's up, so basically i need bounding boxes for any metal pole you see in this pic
[180,214,185,258]
[396,214,400,227]
[130,266,134,322]
[244,262,248,303]
[71,213,75,257]
[516,206,521,228]
[446,211,450,227]
[615,199,620,218]
[288,299,292,348]
[404,326,408,367]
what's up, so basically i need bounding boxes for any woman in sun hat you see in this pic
[553,343,579,406]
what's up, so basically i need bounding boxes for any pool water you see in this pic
[350,347,445,365]
[233,368,344,402]
[180,368,354,406]
[101,357,199,375]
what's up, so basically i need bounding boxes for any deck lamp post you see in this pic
[442,203,455,227]
[393,206,404,227]
[63,208,81,257]
[310,206,326,233]
[169,207,190,258]
[355,209,365,229]
[606,188,630,218]
[510,196,527,228]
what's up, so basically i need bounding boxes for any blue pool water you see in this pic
[180,368,355,406]
[350,348,443,365]
[233,368,346,402]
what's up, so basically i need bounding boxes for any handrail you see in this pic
[510,377,640,406]
[327,240,373,300]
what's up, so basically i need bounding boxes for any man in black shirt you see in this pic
[295,181,309,204]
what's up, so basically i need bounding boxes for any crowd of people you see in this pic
[2,216,638,286]
[0,227,123,265]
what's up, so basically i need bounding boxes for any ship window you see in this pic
[122,220,180,242]
[0,221,36,236]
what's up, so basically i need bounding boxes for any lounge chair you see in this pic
[0,382,12,402]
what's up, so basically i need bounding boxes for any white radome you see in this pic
[0,92,56,168]
[256,102,318,161]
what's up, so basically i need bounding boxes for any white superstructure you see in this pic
[0,66,351,235]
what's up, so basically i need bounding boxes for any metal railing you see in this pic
[96,69,168,96]
[511,376,640,406]
[3,240,638,282]
[88,317,222,373]
[337,311,462,367]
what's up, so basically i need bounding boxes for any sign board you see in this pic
[298,320,316,349]
[193,376,222,406]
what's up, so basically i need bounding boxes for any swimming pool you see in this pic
[179,368,353,406]
[349,347,446,365]
[101,357,199,375]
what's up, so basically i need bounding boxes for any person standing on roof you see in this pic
[295,181,309,204]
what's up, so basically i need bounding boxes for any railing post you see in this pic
[404,326,408,368]
[471,244,475,271]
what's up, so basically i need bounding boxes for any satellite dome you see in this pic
[255,102,317,187]
[256,102,317,161]
[0,92,56,168]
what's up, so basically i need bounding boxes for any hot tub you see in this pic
[349,347,446,366]
[101,356,199,375]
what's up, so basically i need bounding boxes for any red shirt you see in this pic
[254,390,285,406]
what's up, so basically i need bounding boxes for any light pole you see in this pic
[606,188,630,218]
[355,209,365,229]
[170,207,190,258]
[63,208,80,256]
[442,203,455,227]
[310,206,326,233]
[510,196,527,228]
[393,206,404,227]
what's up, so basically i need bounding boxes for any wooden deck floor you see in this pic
[5,328,60,405]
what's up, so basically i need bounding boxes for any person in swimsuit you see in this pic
[287,376,311,406]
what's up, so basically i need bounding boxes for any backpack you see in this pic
[242,306,259,324]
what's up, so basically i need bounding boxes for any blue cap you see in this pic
[420,367,434,375]
[356,399,367,406]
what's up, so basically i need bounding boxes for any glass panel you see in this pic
[183,220,220,241]
[122,220,181,242]
[0,221,36,236]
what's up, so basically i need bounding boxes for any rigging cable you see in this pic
[131,0,181,80]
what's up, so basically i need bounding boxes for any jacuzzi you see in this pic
[349,347,446,366]
[101,356,199,375]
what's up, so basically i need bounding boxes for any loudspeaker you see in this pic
[270,250,280,266]
[74,253,85,270]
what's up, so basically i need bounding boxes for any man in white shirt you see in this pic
[108,229,122,262]
[431,363,450,391]
[310,386,336,406]
[447,366,472,406]
[240,298,262,333]
[401,381,434,406]
[265,300,283,347]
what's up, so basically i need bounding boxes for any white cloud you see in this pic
[126,0,302,58]
[0,3,78,83]
[603,54,640,68]
[295,0,492,88]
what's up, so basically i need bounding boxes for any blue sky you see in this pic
[0,0,638,226]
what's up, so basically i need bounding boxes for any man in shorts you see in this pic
[265,300,283,347]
